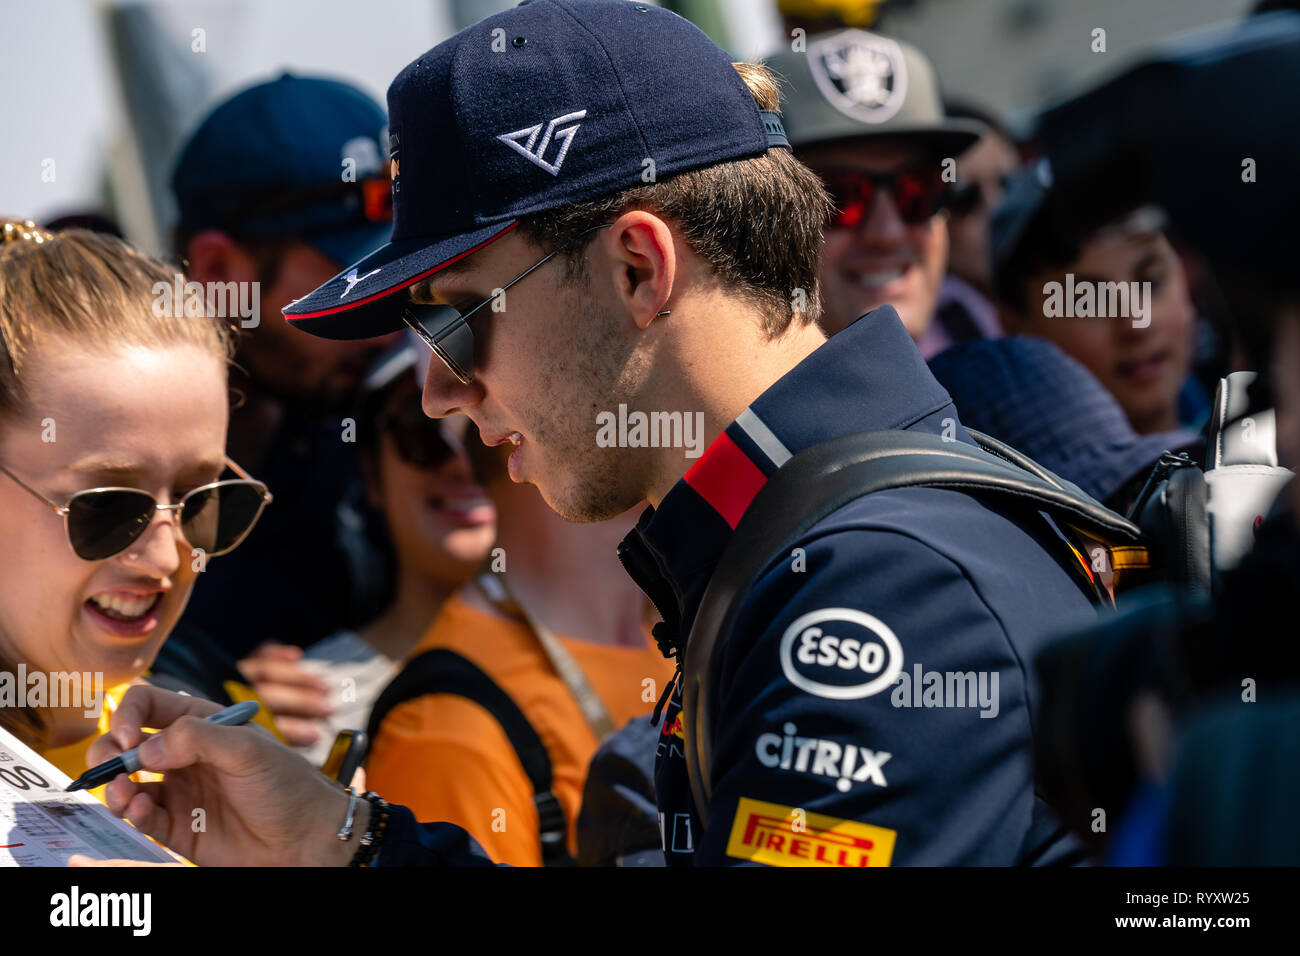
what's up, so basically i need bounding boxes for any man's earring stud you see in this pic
[656,309,671,317]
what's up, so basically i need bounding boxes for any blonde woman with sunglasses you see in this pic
[0,222,274,797]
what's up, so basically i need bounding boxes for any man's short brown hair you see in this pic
[516,62,832,338]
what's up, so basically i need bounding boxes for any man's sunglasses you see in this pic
[375,403,459,469]
[0,458,272,562]
[820,166,951,229]
[403,223,612,385]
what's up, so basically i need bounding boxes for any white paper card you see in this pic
[0,724,178,866]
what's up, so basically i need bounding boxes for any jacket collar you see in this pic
[617,305,956,652]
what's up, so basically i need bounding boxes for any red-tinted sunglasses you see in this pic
[820,166,950,229]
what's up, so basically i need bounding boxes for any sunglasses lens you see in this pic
[824,173,875,230]
[180,483,267,556]
[823,169,947,227]
[407,304,475,383]
[893,169,945,224]
[434,322,475,383]
[945,183,981,217]
[66,489,156,561]
[388,411,457,469]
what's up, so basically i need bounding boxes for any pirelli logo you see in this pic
[726,797,896,867]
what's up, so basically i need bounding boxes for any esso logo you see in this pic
[795,626,887,674]
[779,608,903,700]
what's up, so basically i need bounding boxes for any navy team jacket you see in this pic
[377,306,1096,867]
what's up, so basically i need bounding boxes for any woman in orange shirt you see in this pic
[366,440,675,865]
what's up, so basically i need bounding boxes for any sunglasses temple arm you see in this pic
[222,457,273,503]
[224,456,254,481]
[463,222,610,322]
[461,250,562,323]
[0,461,67,515]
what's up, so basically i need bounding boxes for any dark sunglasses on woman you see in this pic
[820,165,952,230]
[0,458,271,562]
[374,403,460,470]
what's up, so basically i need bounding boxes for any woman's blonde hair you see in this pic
[0,223,234,747]
[0,225,235,420]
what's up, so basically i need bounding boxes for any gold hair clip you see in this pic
[1,219,55,245]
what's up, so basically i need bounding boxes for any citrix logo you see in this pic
[755,722,890,792]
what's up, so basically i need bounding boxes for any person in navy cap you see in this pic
[159,75,400,749]
[87,0,1104,868]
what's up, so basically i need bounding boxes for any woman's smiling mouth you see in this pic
[84,590,164,637]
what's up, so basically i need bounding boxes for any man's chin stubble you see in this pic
[542,465,644,524]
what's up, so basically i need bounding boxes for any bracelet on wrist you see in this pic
[336,788,359,842]
[349,791,392,868]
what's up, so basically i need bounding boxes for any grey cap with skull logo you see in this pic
[765,29,984,158]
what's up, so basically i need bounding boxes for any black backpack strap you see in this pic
[681,428,1145,817]
[366,648,574,866]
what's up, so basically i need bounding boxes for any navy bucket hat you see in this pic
[928,336,1200,507]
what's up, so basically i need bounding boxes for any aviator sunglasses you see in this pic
[402,223,612,385]
[0,458,272,561]
[820,166,952,230]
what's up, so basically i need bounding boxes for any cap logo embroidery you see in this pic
[341,267,382,298]
[496,109,588,176]
[809,31,908,125]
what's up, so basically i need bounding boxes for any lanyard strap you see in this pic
[474,569,618,743]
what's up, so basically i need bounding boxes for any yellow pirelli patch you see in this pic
[726,797,896,867]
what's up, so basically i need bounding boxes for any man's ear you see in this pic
[184,230,256,284]
[605,211,676,331]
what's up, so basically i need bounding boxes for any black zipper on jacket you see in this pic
[617,535,686,725]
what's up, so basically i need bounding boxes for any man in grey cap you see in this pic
[765,29,983,345]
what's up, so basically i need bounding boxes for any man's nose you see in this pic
[421,360,484,419]
[854,188,910,249]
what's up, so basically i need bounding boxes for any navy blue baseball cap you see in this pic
[172,73,392,268]
[283,0,790,339]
